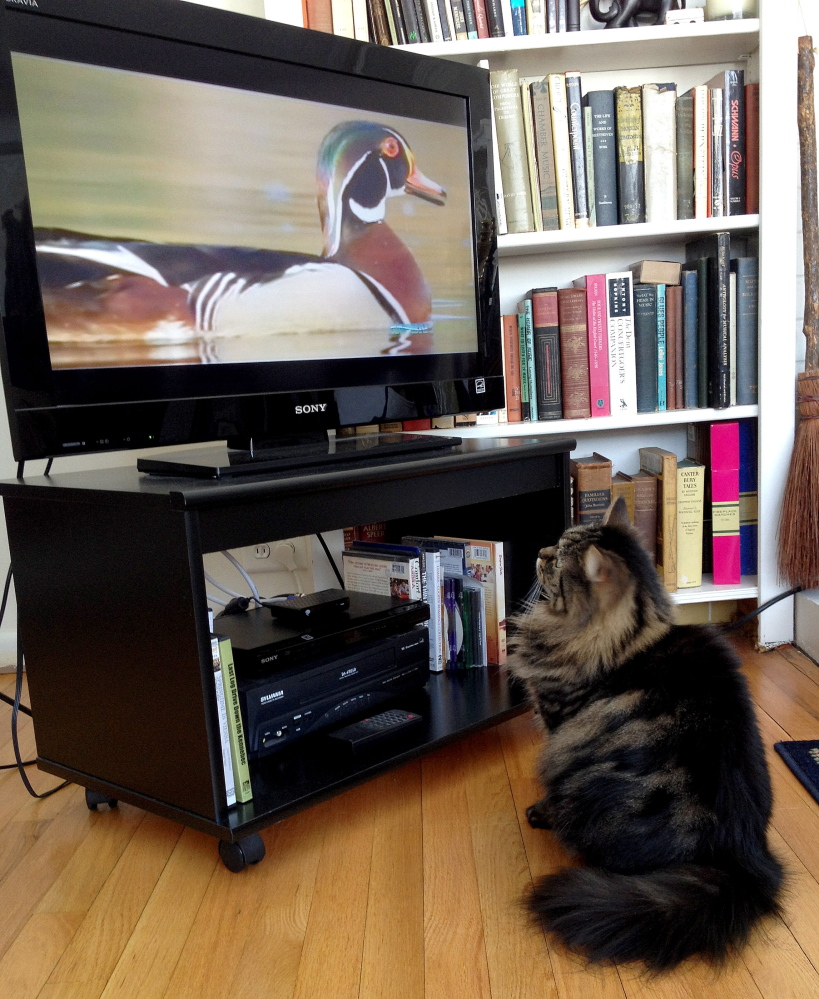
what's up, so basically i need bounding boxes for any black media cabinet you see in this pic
[0,435,574,871]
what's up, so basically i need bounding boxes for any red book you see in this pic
[473,0,491,37]
[502,313,523,422]
[305,0,334,32]
[556,288,592,419]
[711,421,741,584]
[574,274,610,417]
[403,419,432,431]
[745,83,759,215]
[666,285,684,410]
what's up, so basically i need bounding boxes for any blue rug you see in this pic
[774,740,819,805]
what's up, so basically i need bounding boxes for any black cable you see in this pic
[15,460,24,479]
[723,586,803,632]
[44,457,53,475]
[317,532,344,587]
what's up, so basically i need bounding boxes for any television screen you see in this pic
[0,0,501,461]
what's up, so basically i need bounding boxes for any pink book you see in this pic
[574,273,610,416]
[711,422,741,584]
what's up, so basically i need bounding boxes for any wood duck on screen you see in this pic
[34,121,447,349]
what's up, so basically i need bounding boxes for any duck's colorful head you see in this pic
[317,121,446,258]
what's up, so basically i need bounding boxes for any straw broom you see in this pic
[779,36,819,588]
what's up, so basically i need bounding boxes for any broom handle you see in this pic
[799,36,819,372]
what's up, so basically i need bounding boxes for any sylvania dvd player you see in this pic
[237,627,429,758]
[214,592,430,678]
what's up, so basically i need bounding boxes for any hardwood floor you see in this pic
[2,639,819,999]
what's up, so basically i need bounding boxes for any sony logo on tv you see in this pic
[295,404,328,415]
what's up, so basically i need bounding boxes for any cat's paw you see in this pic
[526,801,551,829]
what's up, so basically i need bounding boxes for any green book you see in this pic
[216,634,253,804]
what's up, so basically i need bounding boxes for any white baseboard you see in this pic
[795,589,819,666]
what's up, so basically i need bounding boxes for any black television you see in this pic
[0,0,501,472]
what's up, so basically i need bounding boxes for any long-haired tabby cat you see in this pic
[508,498,784,971]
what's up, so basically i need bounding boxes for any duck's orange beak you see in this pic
[404,159,447,206]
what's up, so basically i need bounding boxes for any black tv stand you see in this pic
[136,431,462,479]
[0,435,574,870]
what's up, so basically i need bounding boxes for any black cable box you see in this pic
[215,591,430,678]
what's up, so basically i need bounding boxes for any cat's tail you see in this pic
[525,851,784,970]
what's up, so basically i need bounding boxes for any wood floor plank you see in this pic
[224,807,329,999]
[462,728,559,999]
[767,827,819,974]
[743,659,819,741]
[777,645,819,687]
[97,827,219,999]
[618,957,764,999]
[46,814,183,988]
[0,912,83,999]
[291,783,377,999]
[422,740,493,999]
[358,762,425,999]
[741,914,819,999]
[37,984,106,999]
[496,711,541,781]
[743,646,819,724]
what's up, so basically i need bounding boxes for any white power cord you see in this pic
[220,550,261,604]
[271,541,304,592]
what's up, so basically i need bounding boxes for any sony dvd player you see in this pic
[238,627,429,758]
[214,591,429,678]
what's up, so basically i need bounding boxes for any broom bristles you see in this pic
[779,416,819,588]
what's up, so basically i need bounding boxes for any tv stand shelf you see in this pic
[0,435,573,866]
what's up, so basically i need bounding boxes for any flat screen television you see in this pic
[0,0,501,470]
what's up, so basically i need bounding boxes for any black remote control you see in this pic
[327,708,423,752]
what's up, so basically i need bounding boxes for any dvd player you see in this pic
[214,592,429,678]
[238,627,429,757]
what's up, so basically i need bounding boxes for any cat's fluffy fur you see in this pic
[508,499,784,971]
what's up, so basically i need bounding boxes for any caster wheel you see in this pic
[85,788,118,811]
[218,834,266,873]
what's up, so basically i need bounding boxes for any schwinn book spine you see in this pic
[585,90,618,227]
[724,69,746,216]
[565,72,590,227]
[615,86,645,224]
[531,287,563,420]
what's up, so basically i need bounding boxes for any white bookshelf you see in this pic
[413,1,799,644]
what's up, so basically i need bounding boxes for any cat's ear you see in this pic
[602,496,631,529]
[583,545,612,584]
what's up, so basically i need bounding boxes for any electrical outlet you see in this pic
[254,544,271,559]
[203,535,315,608]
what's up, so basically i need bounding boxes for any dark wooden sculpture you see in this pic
[587,0,682,28]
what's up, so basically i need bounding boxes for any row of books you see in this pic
[340,530,506,671]
[505,241,757,426]
[273,0,584,44]
[210,633,253,808]
[572,419,757,593]
[491,67,759,235]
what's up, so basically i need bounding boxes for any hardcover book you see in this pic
[490,69,535,233]
[570,453,612,527]
[693,85,710,219]
[622,470,658,562]
[639,446,678,592]
[565,71,590,227]
[630,260,681,286]
[734,256,759,406]
[667,283,684,410]
[573,274,610,416]
[710,87,725,218]
[642,83,677,223]
[745,82,759,214]
[520,295,539,419]
[517,311,531,420]
[611,471,636,524]
[686,232,732,409]
[632,283,658,413]
[681,268,700,409]
[614,86,645,224]
[676,89,695,220]
[502,314,523,422]
[530,80,560,231]
[738,418,758,576]
[520,80,544,233]
[656,282,667,412]
[605,272,638,415]
[710,421,741,585]
[584,105,596,227]
[556,287,591,419]
[530,287,563,421]
[676,459,705,588]
[723,69,746,216]
[547,73,576,229]
[210,635,237,808]
[584,90,619,227]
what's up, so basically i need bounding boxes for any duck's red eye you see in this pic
[381,137,401,158]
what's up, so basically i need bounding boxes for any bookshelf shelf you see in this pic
[426,406,759,438]
[670,576,759,605]
[399,20,760,74]
[498,215,760,258]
